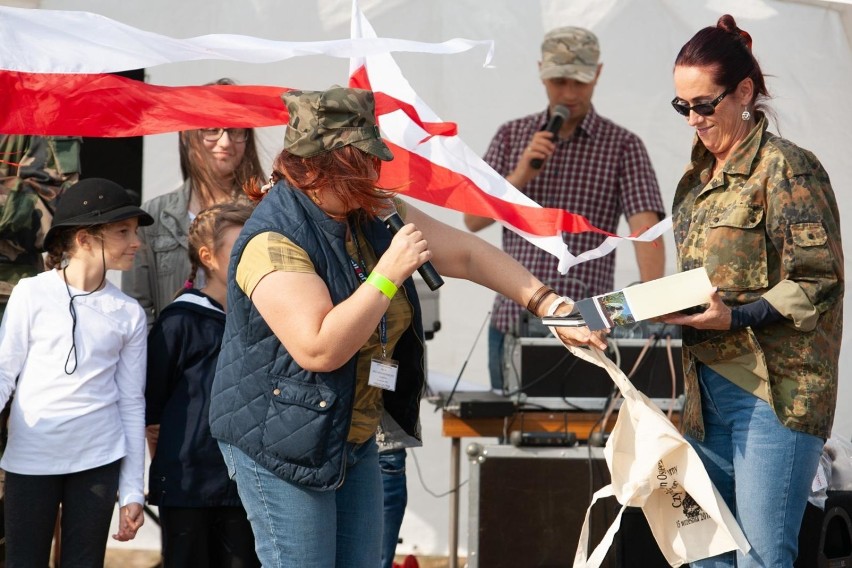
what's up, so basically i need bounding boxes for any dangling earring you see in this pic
[310,191,322,205]
[742,108,751,121]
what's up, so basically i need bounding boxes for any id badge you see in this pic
[368,357,399,391]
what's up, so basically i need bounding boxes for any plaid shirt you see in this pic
[484,106,664,333]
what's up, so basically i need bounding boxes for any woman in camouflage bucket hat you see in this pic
[661,15,843,568]
[209,85,606,567]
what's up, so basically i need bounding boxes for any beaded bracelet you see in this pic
[366,272,397,300]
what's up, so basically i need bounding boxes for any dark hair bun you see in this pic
[717,14,753,50]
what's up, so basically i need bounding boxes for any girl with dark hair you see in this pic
[122,78,265,326]
[662,15,843,567]
[0,178,153,566]
[209,86,606,567]
[145,202,259,568]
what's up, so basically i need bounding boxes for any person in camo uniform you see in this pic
[660,14,843,568]
[0,135,81,315]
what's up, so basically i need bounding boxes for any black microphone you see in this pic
[530,104,570,169]
[381,212,444,290]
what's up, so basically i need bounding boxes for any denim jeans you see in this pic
[488,326,506,391]
[219,438,383,568]
[379,448,408,568]
[685,365,824,568]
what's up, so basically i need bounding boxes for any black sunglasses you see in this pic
[671,89,731,117]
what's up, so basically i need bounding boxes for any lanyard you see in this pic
[349,224,388,358]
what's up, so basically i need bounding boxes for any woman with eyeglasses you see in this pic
[122,78,264,325]
[659,14,843,567]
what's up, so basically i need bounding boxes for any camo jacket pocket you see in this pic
[787,222,832,277]
[705,204,768,291]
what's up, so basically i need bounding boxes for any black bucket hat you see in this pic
[44,178,154,250]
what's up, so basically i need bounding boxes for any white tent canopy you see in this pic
[8,0,852,557]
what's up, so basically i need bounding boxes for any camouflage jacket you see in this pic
[0,135,81,305]
[673,115,843,440]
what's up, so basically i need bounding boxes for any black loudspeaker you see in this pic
[819,507,852,566]
[615,507,682,567]
[469,446,614,567]
[797,491,852,567]
[79,69,145,204]
[510,337,684,411]
[468,446,672,568]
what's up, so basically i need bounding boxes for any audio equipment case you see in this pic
[466,444,672,568]
[504,337,684,412]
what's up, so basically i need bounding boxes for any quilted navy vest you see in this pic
[209,182,425,490]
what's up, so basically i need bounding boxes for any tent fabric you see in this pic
[18,0,852,558]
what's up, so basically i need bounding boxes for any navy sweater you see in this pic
[146,290,242,507]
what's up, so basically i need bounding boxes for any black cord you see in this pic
[438,310,491,412]
[62,248,106,375]
[409,447,468,498]
[502,349,579,398]
[587,332,674,448]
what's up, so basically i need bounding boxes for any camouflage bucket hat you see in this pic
[539,26,600,83]
[282,86,393,161]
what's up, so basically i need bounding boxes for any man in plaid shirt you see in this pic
[465,27,666,391]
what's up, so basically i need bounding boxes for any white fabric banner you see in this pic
[0,5,493,73]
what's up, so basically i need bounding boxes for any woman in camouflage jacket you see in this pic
[661,15,843,568]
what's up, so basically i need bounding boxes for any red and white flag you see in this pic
[0,4,490,137]
[347,0,670,274]
[0,2,670,273]
[346,3,668,273]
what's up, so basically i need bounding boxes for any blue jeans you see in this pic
[685,365,824,568]
[379,449,408,568]
[488,326,505,391]
[219,439,383,568]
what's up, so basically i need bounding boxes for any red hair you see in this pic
[244,146,395,217]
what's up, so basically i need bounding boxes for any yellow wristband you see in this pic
[366,272,397,300]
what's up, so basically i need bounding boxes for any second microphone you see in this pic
[530,104,571,169]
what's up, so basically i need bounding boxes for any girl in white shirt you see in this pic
[0,178,153,567]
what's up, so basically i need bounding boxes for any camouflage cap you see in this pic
[539,26,600,83]
[282,86,393,161]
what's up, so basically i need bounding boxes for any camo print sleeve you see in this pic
[762,161,843,326]
[0,136,81,303]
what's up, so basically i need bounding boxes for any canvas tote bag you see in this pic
[565,344,750,567]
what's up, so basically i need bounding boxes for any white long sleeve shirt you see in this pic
[0,270,147,506]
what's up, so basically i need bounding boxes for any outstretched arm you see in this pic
[409,204,607,349]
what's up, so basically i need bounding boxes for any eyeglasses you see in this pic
[670,89,731,117]
[200,128,249,143]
